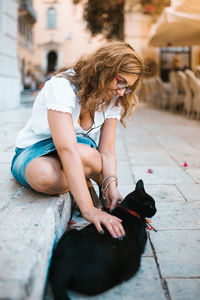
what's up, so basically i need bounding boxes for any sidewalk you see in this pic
[1,101,200,300]
[65,103,200,300]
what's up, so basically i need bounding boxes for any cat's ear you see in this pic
[135,179,145,192]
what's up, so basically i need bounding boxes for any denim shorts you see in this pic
[11,136,97,189]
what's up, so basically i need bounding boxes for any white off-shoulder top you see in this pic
[16,72,122,148]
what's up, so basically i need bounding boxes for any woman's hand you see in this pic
[104,182,123,212]
[82,207,125,239]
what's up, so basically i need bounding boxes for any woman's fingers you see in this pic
[94,221,104,235]
[107,221,123,239]
[106,219,125,239]
[109,203,115,212]
[105,188,123,212]
[110,196,123,212]
[100,214,125,239]
[83,208,125,239]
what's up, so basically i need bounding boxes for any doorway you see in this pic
[47,50,57,73]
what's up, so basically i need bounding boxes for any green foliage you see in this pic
[72,0,124,40]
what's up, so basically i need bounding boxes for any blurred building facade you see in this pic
[125,0,152,54]
[0,0,20,110]
[1,0,200,111]
[18,0,37,89]
[124,0,162,77]
[32,0,105,80]
[124,0,200,80]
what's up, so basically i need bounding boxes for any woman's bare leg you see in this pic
[25,144,102,195]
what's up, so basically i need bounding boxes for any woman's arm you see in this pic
[48,110,93,212]
[98,118,123,211]
[48,110,125,238]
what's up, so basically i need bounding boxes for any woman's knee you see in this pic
[36,166,59,187]
[25,158,62,191]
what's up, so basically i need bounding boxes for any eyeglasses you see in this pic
[116,75,134,95]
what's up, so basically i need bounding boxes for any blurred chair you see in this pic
[154,76,170,109]
[149,77,161,106]
[141,76,170,108]
[169,71,185,111]
[169,71,177,110]
[139,79,151,103]
[185,69,200,119]
[177,71,193,117]
[140,77,157,104]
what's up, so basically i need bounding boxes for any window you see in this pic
[160,47,191,82]
[47,8,56,29]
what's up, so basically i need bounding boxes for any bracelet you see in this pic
[103,178,118,199]
[101,175,118,193]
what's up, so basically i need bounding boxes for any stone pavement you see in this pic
[1,100,200,300]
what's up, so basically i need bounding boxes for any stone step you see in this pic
[0,182,71,300]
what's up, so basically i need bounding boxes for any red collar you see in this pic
[118,205,141,219]
[118,205,157,232]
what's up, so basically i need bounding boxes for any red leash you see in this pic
[118,205,157,232]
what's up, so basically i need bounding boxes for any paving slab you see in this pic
[155,134,193,149]
[150,230,200,277]
[132,166,194,184]
[0,281,27,300]
[153,202,200,230]
[0,150,15,164]
[166,278,200,300]
[185,168,200,183]
[117,184,136,197]
[166,121,200,139]
[128,147,177,167]
[154,135,200,162]
[122,131,160,147]
[145,184,185,202]
[115,138,127,158]
[176,184,200,202]
[166,150,200,168]
[142,238,154,257]
[186,138,200,151]
[0,166,17,184]
[117,160,134,185]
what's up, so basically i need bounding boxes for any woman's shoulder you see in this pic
[35,69,78,114]
[53,68,75,83]
[44,70,76,96]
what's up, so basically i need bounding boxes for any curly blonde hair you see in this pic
[56,42,146,126]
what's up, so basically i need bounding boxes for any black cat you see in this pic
[49,179,157,300]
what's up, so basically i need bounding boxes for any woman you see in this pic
[11,42,145,239]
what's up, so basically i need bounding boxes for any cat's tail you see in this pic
[51,263,71,300]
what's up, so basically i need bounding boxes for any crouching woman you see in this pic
[11,42,145,239]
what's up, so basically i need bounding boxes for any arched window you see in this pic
[47,8,56,29]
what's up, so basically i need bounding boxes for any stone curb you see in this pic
[0,188,71,300]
